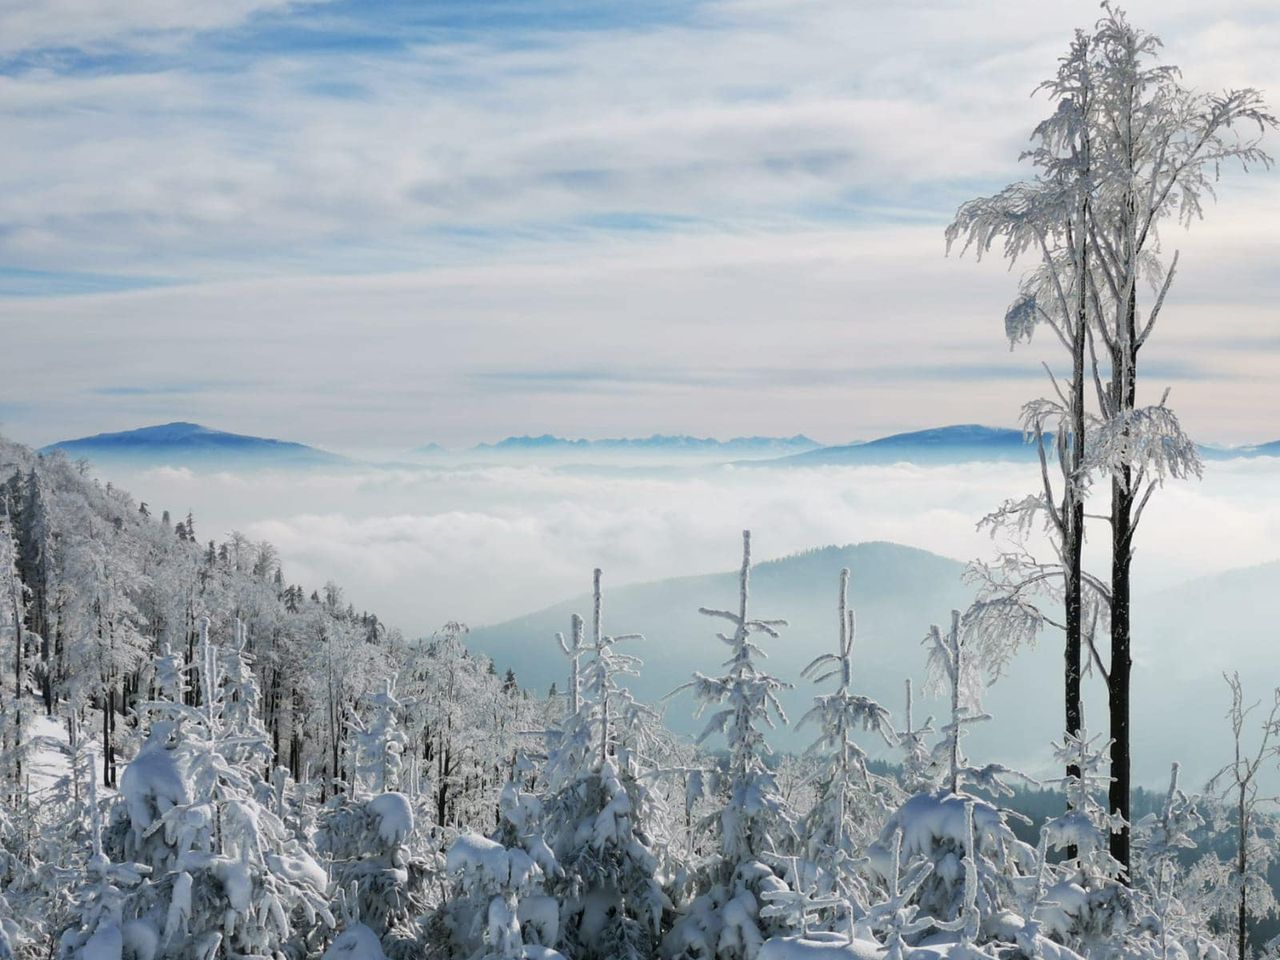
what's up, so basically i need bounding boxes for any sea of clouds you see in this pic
[98,455,1280,637]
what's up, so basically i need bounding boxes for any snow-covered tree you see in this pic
[1033,731,1133,955]
[317,791,430,957]
[1081,6,1274,870]
[665,531,796,960]
[947,29,1101,795]
[56,758,151,960]
[350,678,408,797]
[796,568,897,920]
[1205,675,1280,960]
[542,569,669,960]
[445,781,563,960]
[109,618,334,958]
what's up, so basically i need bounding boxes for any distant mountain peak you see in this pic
[40,422,346,467]
[753,423,1040,467]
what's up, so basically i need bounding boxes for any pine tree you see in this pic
[666,531,796,960]
[542,569,668,960]
[112,617,335,957]
[797,568,897,921]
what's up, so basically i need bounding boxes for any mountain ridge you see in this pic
[471,432,821,454]
[40,421,347,467]
[755,424,1044,466]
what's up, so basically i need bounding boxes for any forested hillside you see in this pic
[0,433,598,956]
[1,434,524,815]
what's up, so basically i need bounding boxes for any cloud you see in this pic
[1,0,1276,278]
[92,455,1280,639]
[0,0,322,58]
[5,216,1278,450]
[88,380,261,397]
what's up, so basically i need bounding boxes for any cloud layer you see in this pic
[96,456,1280,637]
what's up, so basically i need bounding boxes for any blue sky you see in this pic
[1,0,1278,450]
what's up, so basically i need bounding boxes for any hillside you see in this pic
[468,542,1065,768]
[469,543,1280,787]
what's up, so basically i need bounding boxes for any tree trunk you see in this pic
[1065,208,1088,791]
[1108,275,1138,875]
[101,686,111,787]
[40,627,51,715]
[1108,480,1133,872]
[1108,403,1136,873]
[1239,786,1248,960]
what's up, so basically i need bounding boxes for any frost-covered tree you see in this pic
[857,609,1038,949]
[109,618,334,958]
[948,30,1101,794]
[897,679,935,794]
[556,614,587,723]
[1130,764,1225,960]
[797,568,896,919]
[665,531,796,960]
[0,506,30,806]
[923,611,996,795]
[1206,675,1280,960]
[542,569,669,960]
[1081,6,1274,869]
[952,4,1276,874]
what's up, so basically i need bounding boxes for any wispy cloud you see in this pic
[0,265,174,297]
[88,380,260,397]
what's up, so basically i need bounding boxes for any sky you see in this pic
[1,0,1279,451]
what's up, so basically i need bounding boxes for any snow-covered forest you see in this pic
[1,6,1278,960]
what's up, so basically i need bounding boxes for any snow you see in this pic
[517,894,560,946]
[121,919,159,960]
[268,851,329,895]
[118,727,189,836]
[759,934,885,960]
[322,922,387,960]
[518,948,568,960]
[25,713,107,800]
[870,791,1022,877]
[447,832,508,881]
[213,858,253,912]
[80,922,123,960]
[367,792,413,849]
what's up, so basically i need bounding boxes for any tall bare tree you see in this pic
[947,31,1102,797]
[1082,6,1274,871]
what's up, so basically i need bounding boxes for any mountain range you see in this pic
[468,433,821,457]
[39,421,1280,470]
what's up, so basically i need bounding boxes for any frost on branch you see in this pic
[542,569,670,960]
[665,531,796,960]
[796,568,897,922]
